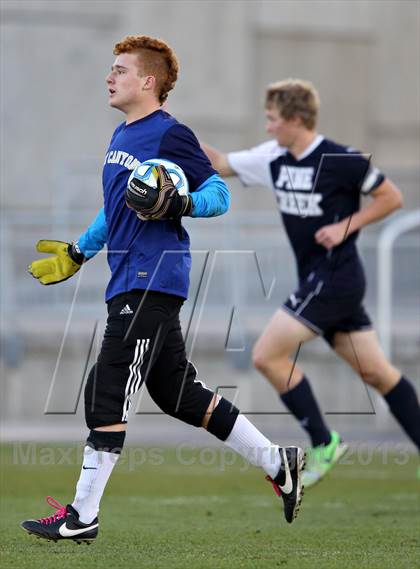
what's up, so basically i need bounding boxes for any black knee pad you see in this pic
[206,397,240,441]
[86,429,126,454]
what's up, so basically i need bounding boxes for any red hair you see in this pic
[113,35,179,103]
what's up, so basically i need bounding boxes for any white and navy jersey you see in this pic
[228,136,385,281]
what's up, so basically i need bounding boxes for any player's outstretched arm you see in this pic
[77,207,108,258]
[315,179,403,250]
[350,178,403,228]
[29,207,108,285]
[200,142,237,177]
[28,240,85,285]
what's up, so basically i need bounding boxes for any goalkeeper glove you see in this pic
[28,240,85,285]
[125,164,192,220]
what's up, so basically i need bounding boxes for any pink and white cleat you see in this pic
[20,496,98,544]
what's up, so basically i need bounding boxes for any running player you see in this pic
[21,39,306,543]
[202,79,420,487]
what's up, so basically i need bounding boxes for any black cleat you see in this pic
[20,496,98,543]
[266,446,306,523]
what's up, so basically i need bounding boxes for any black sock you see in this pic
[206,397,240,441]
[280,376,331,447]
[384,376,420,451]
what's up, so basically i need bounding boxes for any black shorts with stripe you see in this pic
[283,263,372,346]
[84,290,214,429]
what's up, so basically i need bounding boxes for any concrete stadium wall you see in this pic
[1,0,419,211]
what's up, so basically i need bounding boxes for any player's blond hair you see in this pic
[113,35,179,104]
[265,79,320,130]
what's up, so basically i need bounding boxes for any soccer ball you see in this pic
[128,158,189,196]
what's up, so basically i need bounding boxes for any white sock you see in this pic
[224,414,281,478]
[72,445,120,524]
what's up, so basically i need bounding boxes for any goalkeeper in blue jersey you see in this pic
[202,79,420,487]
[21,37,306,543]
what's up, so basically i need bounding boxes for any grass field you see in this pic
[1,443,419,569]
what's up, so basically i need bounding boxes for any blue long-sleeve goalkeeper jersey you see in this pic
[77,109,229,301]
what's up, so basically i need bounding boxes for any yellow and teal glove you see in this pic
[28,240,85,285]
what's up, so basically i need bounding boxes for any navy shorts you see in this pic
[283,269,372,346]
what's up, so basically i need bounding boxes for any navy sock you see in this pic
[384,376,420,451]
[280,376,331,447]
